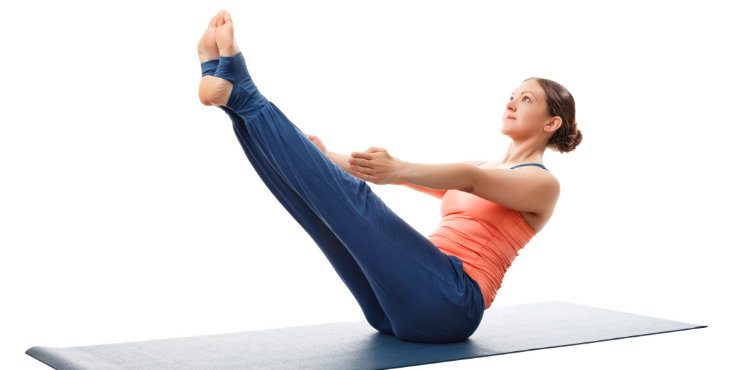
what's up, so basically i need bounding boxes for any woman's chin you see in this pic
[500,126,512,138]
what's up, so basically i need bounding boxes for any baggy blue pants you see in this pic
[201,54,484,343]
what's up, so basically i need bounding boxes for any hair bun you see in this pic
[570,128,583,151]
[535,78,580,153]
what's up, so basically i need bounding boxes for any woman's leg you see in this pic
[204,12,484,343]
[199,16,393,335]
[225,104,394,334]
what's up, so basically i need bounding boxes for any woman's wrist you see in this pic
[327,151,351,172]
[393,160,410,184]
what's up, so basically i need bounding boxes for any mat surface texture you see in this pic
[27,301,705,369]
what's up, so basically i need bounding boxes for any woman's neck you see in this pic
[500,139,545,166]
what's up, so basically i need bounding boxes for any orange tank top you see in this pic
[427,162,536,309]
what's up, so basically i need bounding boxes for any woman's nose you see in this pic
[506,99,516,111]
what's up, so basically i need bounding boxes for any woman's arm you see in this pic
[330,148,447,199]
[327,150,446,199]
[304,133,356,175]
[326,151,352,173]
[392,180,448,199]
[471,167,559,214]
[391,161,486,199]
[349,148,559,215]
[348,147,477,192]
[402,162,559,213]
[397,162,477,192]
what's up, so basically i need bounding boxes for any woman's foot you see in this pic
[198,10,237,106]
[216,11,240,57]
[197,10,222,64]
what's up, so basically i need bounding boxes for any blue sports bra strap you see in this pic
[509,163,548,171]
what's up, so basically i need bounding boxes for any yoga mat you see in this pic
[27,301,705,369]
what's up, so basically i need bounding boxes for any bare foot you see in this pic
[216,11,240,57]
[198,10,235,106]
[197,10,223,63]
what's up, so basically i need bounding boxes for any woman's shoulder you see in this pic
[470,160,559,187]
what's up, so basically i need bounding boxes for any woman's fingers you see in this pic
[349,152,375,171]
[348,167,374,182]
[351,164,373,175]
[349,156,372,167]
[349,150,390,182]
[347,146,395,185]
[351,151,373,159]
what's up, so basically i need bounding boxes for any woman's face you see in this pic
[501,79,551,141]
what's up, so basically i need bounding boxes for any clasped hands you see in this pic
[347,147,403,185]
[305,133,403,185]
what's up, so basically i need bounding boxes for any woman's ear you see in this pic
[544,117,562,133]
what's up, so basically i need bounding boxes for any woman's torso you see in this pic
[426,160,554,308]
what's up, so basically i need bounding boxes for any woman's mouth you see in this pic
[505,115,516,120]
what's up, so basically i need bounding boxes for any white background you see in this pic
[1,0,738,368]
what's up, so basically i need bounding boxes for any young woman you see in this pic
[198,10,581,344]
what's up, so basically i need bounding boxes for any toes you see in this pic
[214,9,227,26]
[223,12,234,37]
[216,14,239,56]
[199,13,220,62]
[223,16,233,32]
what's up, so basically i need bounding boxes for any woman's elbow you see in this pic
[463,166,478,193]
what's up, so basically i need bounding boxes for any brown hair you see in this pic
[524,77,582,153]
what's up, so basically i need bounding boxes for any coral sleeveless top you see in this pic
[427,162,546,309]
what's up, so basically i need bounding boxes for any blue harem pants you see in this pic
[200,53,484,343]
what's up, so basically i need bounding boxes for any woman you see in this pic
[198,10,581,344]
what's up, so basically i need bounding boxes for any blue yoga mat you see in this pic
[27,301,705,369]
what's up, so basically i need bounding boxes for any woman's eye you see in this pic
[523,96,531,102]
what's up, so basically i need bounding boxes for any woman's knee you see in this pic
[393,323,473,344]
[366,315,394,335]
[389,308,480,343]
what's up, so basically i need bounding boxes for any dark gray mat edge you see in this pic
[25,301,708,370]
[407,325,707,369]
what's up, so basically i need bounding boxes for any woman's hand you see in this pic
[348,147,405,185]
[305,133,327,154]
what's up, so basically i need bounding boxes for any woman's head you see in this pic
[502,77,582,153]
